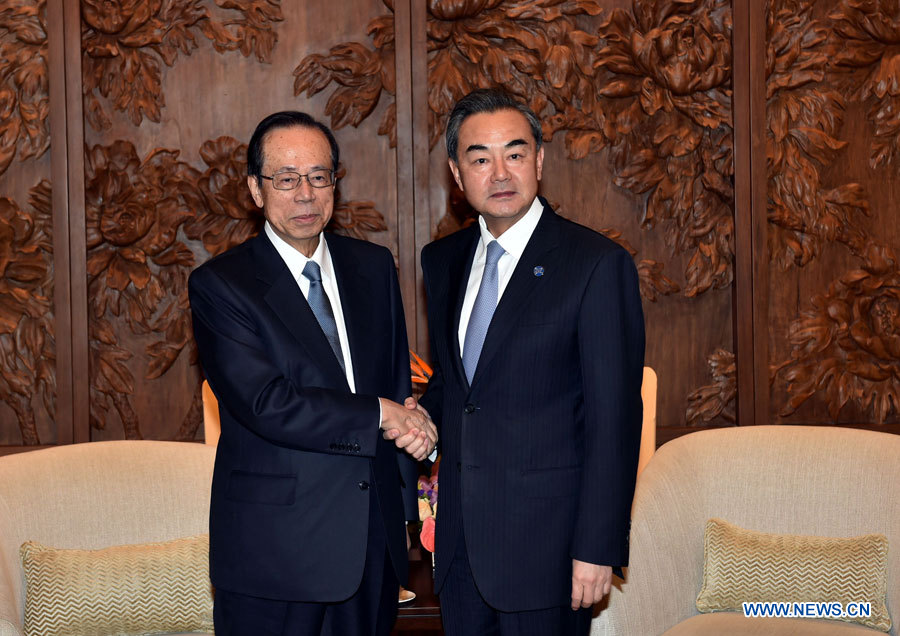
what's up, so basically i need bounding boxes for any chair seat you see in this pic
[662,613,882,635]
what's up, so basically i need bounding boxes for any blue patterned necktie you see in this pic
[302,260,345,373]
[462,240,505,384]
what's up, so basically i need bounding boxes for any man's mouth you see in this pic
[490,191,516,199]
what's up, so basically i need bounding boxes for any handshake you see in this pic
[378,397,437,461]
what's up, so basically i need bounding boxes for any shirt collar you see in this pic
[477,197,543,260]
[264,221,332,282]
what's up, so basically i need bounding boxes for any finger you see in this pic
[581,586,596,608]
[602,578,612,596]
[407,437,427,460]
[571,583,583,611]
[404,396,417,409]
[382,428,401,440]
[393,430,419,449]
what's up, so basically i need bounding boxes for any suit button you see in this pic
[464,404,475,414]
[358,481,369,491]
[353,443,360,452]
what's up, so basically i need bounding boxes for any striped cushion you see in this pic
[696,518,890,632]
[20,534,213,636]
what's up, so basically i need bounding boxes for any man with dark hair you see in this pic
[189,110,436,635]
[420,88,645,635]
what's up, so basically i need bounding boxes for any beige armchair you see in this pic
[592,425,900,635]
[0,441,216,636]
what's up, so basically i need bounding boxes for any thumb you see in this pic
[404,396,417,409]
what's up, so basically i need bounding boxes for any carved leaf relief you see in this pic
[830,0,900,170]
[766,0,870,269]
[686,348,736,425]
[81,0,284,130]
[0,0,49,177]
[0,182,55,444]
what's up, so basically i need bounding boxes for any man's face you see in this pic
[248,125,334,257]
[448,108,544,237]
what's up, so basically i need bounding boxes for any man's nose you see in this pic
[293,176,316,201]
[491,160,510,182]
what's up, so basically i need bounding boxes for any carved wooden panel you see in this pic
[767,0,900,427]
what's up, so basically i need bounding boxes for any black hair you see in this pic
[445,88,543,162]
[247,111,339,183]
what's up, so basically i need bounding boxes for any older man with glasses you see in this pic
[189,110,437,636]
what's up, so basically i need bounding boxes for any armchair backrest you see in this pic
[594,425,900,636]
[0,440,215,635]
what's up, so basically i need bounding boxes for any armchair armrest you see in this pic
[0,496,23,636]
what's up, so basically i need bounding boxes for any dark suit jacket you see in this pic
[188,230,416,602]
[420,200,645,611]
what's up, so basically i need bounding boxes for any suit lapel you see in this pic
[254,232,350,390]
[469,204,560,389]
[327,233,377,394]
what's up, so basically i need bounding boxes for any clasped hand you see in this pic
[379,397,437,461]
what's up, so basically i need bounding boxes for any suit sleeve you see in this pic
[417,246,444,430]
[189,264,381,456]
[570,247,645,568]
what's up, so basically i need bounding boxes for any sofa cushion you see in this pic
[20,534,213,636]
[663,612,882,635]
[695,518,890,632]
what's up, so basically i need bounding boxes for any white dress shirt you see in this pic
[458,197,544,353]
[264,222,357,393]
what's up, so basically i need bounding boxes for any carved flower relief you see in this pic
[775,244,900,424]
[85,142,193,310]
[590,0,734,297]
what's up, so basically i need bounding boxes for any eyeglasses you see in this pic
[260,169,335,190]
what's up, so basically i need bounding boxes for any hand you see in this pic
[570,560,612,610]
[379,398,437,460]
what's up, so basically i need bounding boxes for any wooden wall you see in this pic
[1,0,898,452]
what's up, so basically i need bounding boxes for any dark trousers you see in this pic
[213,485,398,636]
[439,533,592,636]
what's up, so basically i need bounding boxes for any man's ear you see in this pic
[247,175,264,209]
[536,146,544,182]
[448,158,464,191]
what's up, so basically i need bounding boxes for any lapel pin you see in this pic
[533,266,544,277]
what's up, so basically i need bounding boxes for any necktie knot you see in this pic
[302,260,322,284]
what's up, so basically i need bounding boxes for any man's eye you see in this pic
[310,173,326,183]
[475,158,488,164]
[278,176,299,186]
[509,153,521,160]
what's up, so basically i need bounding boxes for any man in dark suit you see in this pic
[189,111,437,636]
[419,89,645,636]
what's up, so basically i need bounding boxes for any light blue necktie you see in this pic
[462,240,505,384]
[302,260,345,373]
